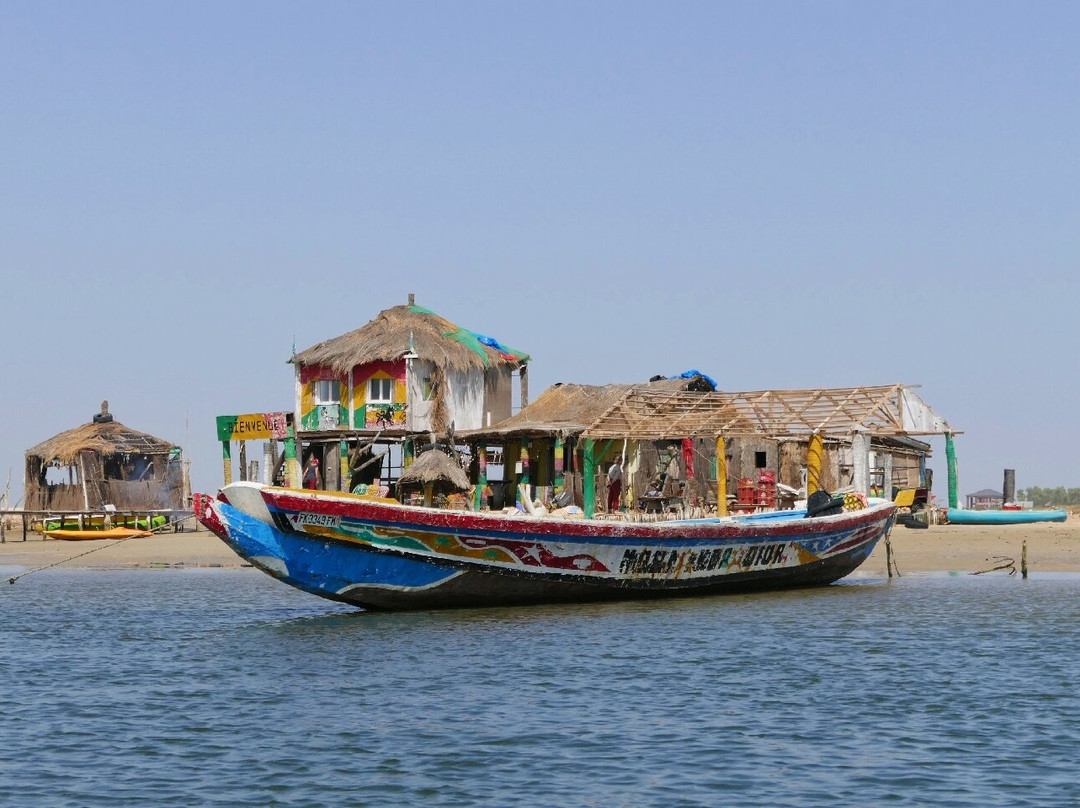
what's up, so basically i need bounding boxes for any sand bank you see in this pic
[0,527,244,570]
[2,516,1078,575]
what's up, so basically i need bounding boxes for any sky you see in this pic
[2,1,1077,506]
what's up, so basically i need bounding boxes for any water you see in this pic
[2,567,1079,807]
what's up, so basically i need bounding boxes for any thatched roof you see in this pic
[27,419,178,465]
[460,377,708,440]
[397,449,471,491]
[291,303,529,375]
[462,381,954,442]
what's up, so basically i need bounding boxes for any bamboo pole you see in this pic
[715,435,728,516]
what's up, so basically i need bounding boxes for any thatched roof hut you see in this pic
[27,417,177,466]
[25,402,184,513]
[396,449,471,492]
[460,376,717,440]
[291,303,529,375]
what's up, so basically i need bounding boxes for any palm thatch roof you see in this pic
[27,419,178,466]
[396,449,471,491]
[291,303,530,376]
[462,381,954,442]
[460,377,710,440]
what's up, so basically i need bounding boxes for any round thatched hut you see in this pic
[25,401,185,513]
[396,448,471,507]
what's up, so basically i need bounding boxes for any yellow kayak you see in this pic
[45,528,154,541]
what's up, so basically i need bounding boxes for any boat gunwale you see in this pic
[252,484,895,542]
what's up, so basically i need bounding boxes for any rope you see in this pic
[7,513,197,585]
[971,555,1016,576]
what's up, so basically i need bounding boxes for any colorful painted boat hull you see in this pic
[195,483,896,611]
[946,509,1067,525]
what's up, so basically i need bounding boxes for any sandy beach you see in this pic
[2,514,1079,575]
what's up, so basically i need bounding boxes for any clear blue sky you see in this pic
[3,1,1076,505]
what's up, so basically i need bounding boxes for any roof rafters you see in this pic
[582,384,956,440]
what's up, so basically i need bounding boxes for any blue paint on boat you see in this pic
[946,509,1067,525]
[216,502,460,599]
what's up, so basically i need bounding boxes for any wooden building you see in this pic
[461,380,952,517]
[24,402,184,512]
[284,295,529,490]
[966,489,1004,510]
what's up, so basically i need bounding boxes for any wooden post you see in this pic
[715,435,728,516]
[553,437,565,495]
[222,441,233,486]
[474,445,487,511]
[340,439,349,492]
[852,431,871,498]
[238,442,248,482]
[423,482,434,508]
[806,432,823,497]
[583,438,597,519]
[518,439,531,509]
[519,364,529,409]
[885,534,894,578]
[1021,540,1028,579]
[506,441,520,508]
[284,436,298,488]
[262,442,274,485]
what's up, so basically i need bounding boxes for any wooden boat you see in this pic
[44,527,153,540]
[194,482,896,611]
[946,508,1067,525]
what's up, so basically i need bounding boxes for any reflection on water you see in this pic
[2,569,1079,807]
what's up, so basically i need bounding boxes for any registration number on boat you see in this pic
[290,512,342,528]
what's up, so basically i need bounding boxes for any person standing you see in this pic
[303,456,321,490]
[607,455,623,512]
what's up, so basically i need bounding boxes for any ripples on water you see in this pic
[1,567,1078,807]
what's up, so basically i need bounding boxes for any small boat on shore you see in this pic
[946,509,1067,526]
[44,527,154,541]
[194,483,896,611]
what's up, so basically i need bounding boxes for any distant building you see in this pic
[966,489,1003,510]
[25,401,184,512]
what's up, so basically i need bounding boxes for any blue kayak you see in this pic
[946,509,1067,525]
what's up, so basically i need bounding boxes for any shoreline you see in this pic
[1,519,1078,574]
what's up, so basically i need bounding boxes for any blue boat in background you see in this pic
[946,508,1067,525]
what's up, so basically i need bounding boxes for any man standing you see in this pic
[607,455,623,512]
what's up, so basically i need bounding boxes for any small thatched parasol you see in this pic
[396,450,471,493]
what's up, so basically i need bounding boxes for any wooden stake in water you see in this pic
[1021,540,1028,579]
[885,535,894,578]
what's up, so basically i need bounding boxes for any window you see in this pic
[369,378,393,403]
[754,451,767,469]
[313,379,340,405]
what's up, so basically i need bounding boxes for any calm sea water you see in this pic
[1,566,1078,807]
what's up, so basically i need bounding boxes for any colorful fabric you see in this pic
[843,492,868,511]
